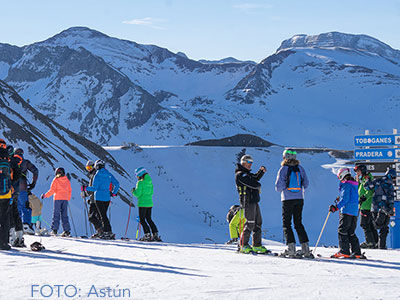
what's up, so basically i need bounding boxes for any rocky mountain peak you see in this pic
[277,32,400,60]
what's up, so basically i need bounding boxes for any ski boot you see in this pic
[350,252,367,259]
[23,223,35,235]
[90,231,102,239]
[360,242,375,249]
[226,238,238,245]
[301,242,315,259]
[100,232,116,240]
[138,233,152,242]
[50,230,58,236]
[39,228,49,236]
[9,227,16,246]
[60,231,71,237]
[0,242,11,251]
[280,243,301,258]
[13,230,26,248]
[240,244,253,254]
[252,245,271,254]
[152,232,162,242]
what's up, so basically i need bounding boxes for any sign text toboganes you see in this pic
[354,135,400,147]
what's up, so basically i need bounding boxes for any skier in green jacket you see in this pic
[131,167,161,242]
[355,164,378,248]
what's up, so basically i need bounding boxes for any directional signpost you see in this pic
[354,130,400,249]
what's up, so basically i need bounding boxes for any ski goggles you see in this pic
[85,165,94,171]
[245,160,253,164]
[285,150,297,155]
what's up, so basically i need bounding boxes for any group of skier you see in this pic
[228,149,396,259]
[0,137,161,251]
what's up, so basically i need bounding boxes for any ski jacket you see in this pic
[44,175,72,201]
[17,154,38,191]
[29,193,43,217]
[337,180,359,216]
[275,162,309,201]
[86,168,119,202]
[358,173,374,211]
[235,163,264,206]
[132,173,154,207]
[364,176,395,212]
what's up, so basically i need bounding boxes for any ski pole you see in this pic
[82,195,89,237]
[312,211,331,256]
[136,216,141,240]
[68,203,78,237]
[123,205,132,240]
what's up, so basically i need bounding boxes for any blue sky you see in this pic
[1,0,399,62]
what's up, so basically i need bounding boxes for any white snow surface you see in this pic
[1,235,400,300]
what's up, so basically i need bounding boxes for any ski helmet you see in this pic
[240,154,253,164]
[0,139,6,149]
[354,164,367,175]
[385,168,396,179]
[14,148,24,156]
[6,145,14,156]
[94,159,105,170]
[135,167,147,177]
[55,167,65,177]
[86,160,95,171]
[337,168,351,181]
[283,149,297,160]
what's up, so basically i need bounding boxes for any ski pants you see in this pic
[0,198,11,246]
[372,211,390,248]
[242,202,262,247]
[17,190,32,224]
[88,201,103,233]
[282,199,309,245]
[360,209,378,245]
[138,207,158,235]
[51,200,71,232]
[9,197,23,232]
[95,201,111,233]
[338,213,361,255]
[229,209,246,239]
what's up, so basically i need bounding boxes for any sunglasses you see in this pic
[246,160,253,164]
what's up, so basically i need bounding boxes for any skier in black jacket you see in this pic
[235,154,268,254]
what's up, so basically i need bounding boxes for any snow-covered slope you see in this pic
[2,28,398,146]
[1,235,399,300]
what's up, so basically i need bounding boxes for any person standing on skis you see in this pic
[354,164,377,249]
[85,160,119,240]
[235,154,268,254]
[131,167,161,242]
[275,149,313,258]
[14,148,38,235]
[329,168,363,259]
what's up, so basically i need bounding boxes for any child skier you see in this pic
[329,168,364,258]
[364,168,396,249]
[131,167,161,242]
[41,167,72,237]
[29,192,47,235]
[354,164,378,248]
[275,149,313,258]
[226,205,246,245]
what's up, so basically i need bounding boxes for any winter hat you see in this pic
[55,167,65,177]
[14,148,24,156]
[240,155,253,164]
[135,167,147,177]
[354,164,367,175]
[337,168,351,181]
[283,149,297,160]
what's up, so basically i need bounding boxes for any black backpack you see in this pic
[0,156,12,196]
[226,205,241,223]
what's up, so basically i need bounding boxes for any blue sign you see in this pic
[355,148,400,160]
[354,135,400,147]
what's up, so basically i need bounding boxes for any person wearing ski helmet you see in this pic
[275,149,313,258]
[83,160,103,238]
[235,154,268,254]
[0,139,12,250]
[41,167,72,237]
[354,164,378,249]
[85,160,119,240]
[13,147,39,235]
[364,168,396,249]
[329,168,363,258]
[131,167,161,242]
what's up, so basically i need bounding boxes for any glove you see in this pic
[329,205,338,213]
[27,182,36,191]
[359,195,367,204]
[81,185,87,192]
[111,193,117,197]
[131,187,136,194]
[40,194,45,200]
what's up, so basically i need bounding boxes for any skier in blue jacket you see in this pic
[329,168,363,258]
[85,160,119,240]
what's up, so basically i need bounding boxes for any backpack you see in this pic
[226,205,241,223]
[0,158,12,196]
[286,165,302,193]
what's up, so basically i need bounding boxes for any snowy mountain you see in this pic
[199,56,257,64]
[1,28,399,147]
